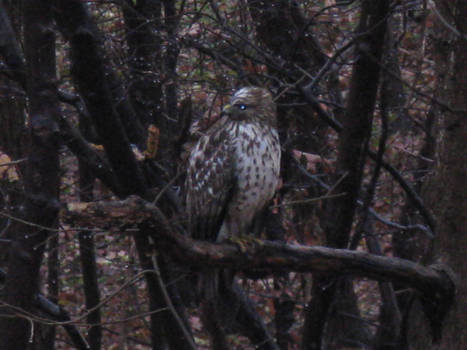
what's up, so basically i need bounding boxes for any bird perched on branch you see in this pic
[185,86,281,299]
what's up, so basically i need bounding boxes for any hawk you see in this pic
[185,86,281,298]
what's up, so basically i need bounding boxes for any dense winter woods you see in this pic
[0,1,465,349]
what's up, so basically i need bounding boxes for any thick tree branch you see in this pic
[56,114,123,195]
[53,0,148,197]
[0,1,61,348]
[63,195,455,343]
[63,197,444,282]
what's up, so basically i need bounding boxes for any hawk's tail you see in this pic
[199,268,220,301]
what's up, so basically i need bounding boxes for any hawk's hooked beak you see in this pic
[221,103,232,117]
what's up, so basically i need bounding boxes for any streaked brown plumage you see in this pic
[185,86,281,298]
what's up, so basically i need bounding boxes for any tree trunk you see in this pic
[0,1,60,348]
[78,158,102,350]
[412,1,467,348]
[53,0,148,197]
[302,1,390,349]
[121,0,164,128]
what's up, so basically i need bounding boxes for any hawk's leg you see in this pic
[222,210,266,252]
[226,234,263,253]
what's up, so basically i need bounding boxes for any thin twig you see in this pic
[0,270,162,327]
[270,192,347,208]
[297,89,436,233]
[291,158,433,237]
[429,1,464,38]
[0,211,59,232]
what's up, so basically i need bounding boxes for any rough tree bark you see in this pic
[0,1,60,349]
[409,1,467,349]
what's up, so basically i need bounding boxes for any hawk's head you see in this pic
[222,87,277,127]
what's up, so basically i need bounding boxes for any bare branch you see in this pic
[63,196,454,315]
[298,85,436,234]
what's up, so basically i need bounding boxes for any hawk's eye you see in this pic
[236,104,247,110]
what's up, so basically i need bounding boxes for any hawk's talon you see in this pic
[227,235,262,253]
